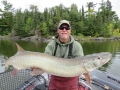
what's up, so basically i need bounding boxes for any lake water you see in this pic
[0,39,120,78]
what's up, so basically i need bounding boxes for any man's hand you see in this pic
[31,68,44,76]
[31,68,39,71]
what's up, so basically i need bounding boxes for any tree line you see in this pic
[0,0,120,38]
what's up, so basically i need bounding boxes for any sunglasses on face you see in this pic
[58,27,70,30]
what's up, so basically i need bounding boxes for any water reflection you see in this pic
[106,53,120,78]
[0,53,6,73]
[80,40,120,78]
[0,40,47,57]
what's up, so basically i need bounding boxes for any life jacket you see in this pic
[53,42,73,58]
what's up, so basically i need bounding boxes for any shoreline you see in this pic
[0,35,120,43]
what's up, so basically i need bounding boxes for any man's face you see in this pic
[57,24,71,42]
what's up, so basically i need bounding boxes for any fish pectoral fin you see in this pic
[82,62,91,85]
[30,68,44,76]
[11,68,19,77]
[84,73,91,85]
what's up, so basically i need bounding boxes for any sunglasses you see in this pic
[59,27,70,30]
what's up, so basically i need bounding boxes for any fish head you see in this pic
[90,52,112,67]
[83,52,112,71]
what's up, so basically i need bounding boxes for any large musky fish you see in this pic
[5,43,112,85]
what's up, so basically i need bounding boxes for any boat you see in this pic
[0,69,120,90]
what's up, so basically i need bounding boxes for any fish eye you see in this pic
[98,57,100,59]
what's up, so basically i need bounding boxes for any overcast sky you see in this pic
[0,0,120,18]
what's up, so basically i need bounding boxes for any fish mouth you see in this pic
[101,54,112,66]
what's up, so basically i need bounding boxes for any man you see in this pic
[44,20,84,90]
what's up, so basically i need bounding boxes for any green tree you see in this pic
[40,22,48,36]
[0,0,14,35]
[29,5,39,35]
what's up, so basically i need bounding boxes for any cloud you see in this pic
[0,0,120,18]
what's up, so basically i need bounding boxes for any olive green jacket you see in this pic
[44,35,84,58]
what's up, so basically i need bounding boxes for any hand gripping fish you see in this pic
[5,43,112,85]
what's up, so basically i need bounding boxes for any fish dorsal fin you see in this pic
[15,43,25,52]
